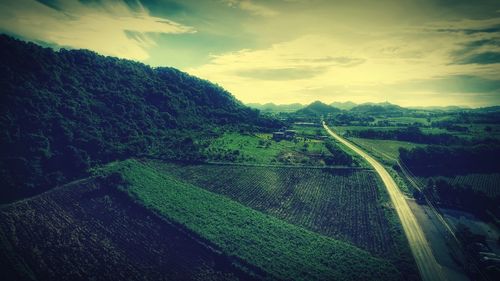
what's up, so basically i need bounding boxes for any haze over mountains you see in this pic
[247,101,472,113]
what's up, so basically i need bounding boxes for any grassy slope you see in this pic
[100,159,401,281]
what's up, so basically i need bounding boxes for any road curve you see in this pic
[323,122,446,281]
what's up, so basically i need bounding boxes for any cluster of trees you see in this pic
[346,127,459,145]
[324,141,354,166]
[417,179,499,218]
[0,35,280,202]
[430,120,469,132]
[399,145,500,176]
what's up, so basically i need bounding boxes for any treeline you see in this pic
[324,141,354,166]
[416,179,499,218]
[399,145,500,176]
[0,35,280,202]
[346,127,459,145]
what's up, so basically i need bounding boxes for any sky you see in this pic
[1,0,500,107]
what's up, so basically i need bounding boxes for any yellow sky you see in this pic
[1,0,499,107]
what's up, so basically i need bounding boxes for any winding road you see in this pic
[323,122,446,281]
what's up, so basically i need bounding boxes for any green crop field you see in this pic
[332,126,405,135]
[149,161,419,280]
[290,125,327,137]
[99,159,402,281]
[380,116,430,126]
[348,138,424,164]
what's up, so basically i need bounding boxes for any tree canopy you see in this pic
[0,35,280,202]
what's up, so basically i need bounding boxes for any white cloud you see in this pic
[0,0,195,60]
[222,0,277,17]
[189,26,500,106]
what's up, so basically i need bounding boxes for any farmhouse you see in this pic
[272,131,285,140]
[294,122,321,127]
[273,130,296,141]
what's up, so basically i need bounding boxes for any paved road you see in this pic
[323,122,446,281]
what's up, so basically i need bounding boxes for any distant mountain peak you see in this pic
[295,101,340,116]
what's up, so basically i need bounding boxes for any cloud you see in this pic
[237,66,328,80]
[0,0,195,60]
[222,0,277,17]
[189,21,500,105]
[457,52,500,64]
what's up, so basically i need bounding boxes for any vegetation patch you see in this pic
[203,132,354,166]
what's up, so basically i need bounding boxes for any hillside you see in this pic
[295,101,341,117]
[349,102,407,116]
[0,35,280,202]
[330,101,357,110]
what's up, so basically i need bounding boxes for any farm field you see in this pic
[332,126,404,135]
[101,159,402,281]
[290,124,327,137]
[0,177,253,281]
[150,160,419,280]
[348,137,425,164]
[376,116,430,126]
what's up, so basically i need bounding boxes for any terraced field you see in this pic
[349,138,424,164]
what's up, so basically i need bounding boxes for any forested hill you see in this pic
[0,35,280,202]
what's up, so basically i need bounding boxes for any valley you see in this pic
[1,35,499,281]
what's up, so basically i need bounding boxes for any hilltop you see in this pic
[295,101,341,117]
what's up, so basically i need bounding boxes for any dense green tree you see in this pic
[0,35,281,202]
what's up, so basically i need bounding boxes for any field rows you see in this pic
[0,178,248,281]
[154,162,398,258]
[109,160,401,281]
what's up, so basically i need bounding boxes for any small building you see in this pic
[294,122,321,127]
[284,130,297,139]
[273,130,296,141]
[272,132,285,141]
